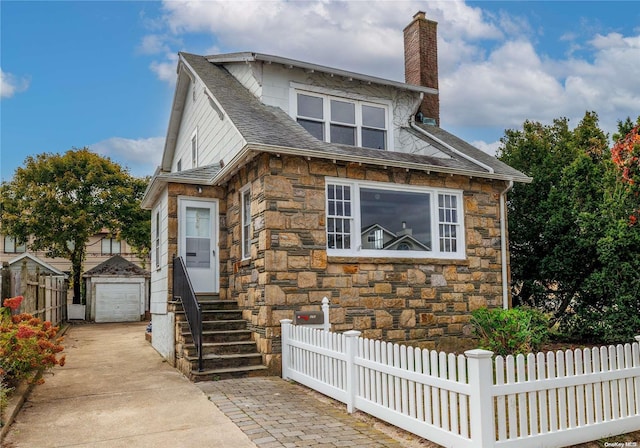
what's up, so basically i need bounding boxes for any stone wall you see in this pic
[225,153,510,369]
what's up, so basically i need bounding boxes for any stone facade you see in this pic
[215,153,509,371]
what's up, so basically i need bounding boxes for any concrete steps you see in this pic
[174,293,268,381]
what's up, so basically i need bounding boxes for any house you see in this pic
[0,231,146,275]
[141,12,531,377]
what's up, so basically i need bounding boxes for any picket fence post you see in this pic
[465,349,495,448]
[344,330,361,413]
[322,297,330,332]
[280,319,293,380]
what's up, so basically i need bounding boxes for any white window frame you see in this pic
[191,128,198,168]
[290,84,393,151]
[240,184,251,260]
[325,178,465,259]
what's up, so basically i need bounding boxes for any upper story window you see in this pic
[326,178,465,259]
[4,236,26,253]
[101,238,121,255]
[295,90,388,150]
[240,185,251,260]
[191,128,198,168]
[155,211,160,269]
[177,159,182,172]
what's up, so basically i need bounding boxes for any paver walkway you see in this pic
[198,378,413,448]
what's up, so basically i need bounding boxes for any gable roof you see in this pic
[144,52,530,208]
[83,255,149,278]
[8,253,67,277]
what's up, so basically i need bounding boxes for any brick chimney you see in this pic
[404,11,439,126]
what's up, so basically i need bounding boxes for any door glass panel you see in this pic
[185,207,210,268]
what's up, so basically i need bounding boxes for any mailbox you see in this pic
[294,311,324,325]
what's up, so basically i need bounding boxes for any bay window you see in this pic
[326,179,465,259]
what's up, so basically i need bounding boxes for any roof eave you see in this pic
[206,52,438,95]
[160,58,193,172]
[212,143,532,186]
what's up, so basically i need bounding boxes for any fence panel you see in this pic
[280,318,640,448]
[493,342,640,448]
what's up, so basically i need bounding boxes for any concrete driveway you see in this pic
[2,322,255,448]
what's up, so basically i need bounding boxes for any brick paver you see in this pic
[197,377,409,448]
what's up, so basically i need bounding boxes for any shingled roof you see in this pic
[83,255,149,278]
[179,52,531,184]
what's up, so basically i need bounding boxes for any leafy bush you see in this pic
[471,307,549,356]
[0,296,65,388]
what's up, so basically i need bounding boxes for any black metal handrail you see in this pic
[173,256,203,372]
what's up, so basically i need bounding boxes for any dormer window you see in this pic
[294,89,388,150]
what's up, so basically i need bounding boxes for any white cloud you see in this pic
[0,68,30,99]
[472,139,501,157]
[90,136,164,177]
[139,1,640,143]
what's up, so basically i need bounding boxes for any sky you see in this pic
[1,1,639,181]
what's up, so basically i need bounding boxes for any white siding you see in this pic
[257,63,447,158]
[150,188,168,314]
[226,63,262,98]
[151,312,175,362]
[172,77,245,172]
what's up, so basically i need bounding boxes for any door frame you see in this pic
[177,196,219,293]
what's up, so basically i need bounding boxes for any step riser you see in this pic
[180,320,247,330]
[178,312,243,321]
[183,344,258,357]
[181,333,252,344]
[190,356,263,371]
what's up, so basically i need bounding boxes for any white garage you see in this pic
[83,255,150,323]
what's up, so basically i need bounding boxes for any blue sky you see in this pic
[1,1,639,181]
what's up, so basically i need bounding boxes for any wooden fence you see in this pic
[280,320,640,448]
[1,263,67,326]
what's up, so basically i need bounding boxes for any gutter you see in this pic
[500,180,514,309]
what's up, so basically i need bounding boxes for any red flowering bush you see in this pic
[611,125,640,224]
[0,296,65,388]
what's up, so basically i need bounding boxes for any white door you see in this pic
[179,198,218,292]
[95,283,141,322]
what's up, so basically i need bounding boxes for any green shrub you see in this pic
[471,307,549,356]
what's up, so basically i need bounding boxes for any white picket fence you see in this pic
[280,320,640,448]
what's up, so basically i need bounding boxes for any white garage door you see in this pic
[95,283,141,323]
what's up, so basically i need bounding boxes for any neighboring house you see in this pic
[141,12,531,373]
[1,231,146,273]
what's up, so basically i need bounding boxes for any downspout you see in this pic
[500,180,514,309]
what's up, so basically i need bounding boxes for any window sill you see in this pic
[327,256,469,265]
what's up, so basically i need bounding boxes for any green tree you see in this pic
[498,112,640,342]
[0,148,151,303]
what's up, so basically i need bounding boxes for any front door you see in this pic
[179,198,218,292]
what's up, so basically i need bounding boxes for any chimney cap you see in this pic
[413,11,426,20]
